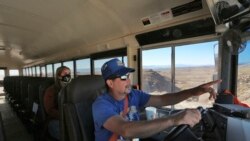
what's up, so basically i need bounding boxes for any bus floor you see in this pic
[0,94,33,141]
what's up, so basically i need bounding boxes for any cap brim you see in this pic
[117,67,135,76]
[105,67,135,80]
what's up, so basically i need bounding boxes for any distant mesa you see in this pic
[142,69,180,94]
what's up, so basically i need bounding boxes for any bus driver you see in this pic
[92,58,221,141]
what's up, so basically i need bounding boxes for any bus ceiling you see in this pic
[0,0,217,68]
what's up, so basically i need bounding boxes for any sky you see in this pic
[142,40,250,67]
[142,41,218,67]
[239,41,250,64]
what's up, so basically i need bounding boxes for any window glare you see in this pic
[9,69,19,76]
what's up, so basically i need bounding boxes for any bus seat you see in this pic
[13,77,26,112]
[3,76,9,95]
[18,77,31,117]
[12,77,22,110]
[59,75,105,141]
[38,78,54,124]
[18,78,39,124]
[9,76,20,108]
[33,78,54,141]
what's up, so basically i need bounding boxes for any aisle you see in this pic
[0,95,33,141]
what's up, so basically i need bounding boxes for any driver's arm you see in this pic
[145,89,193,107]
[103,109,201,139]
[145,80,221,107]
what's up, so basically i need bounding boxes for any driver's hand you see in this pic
[192,79,222,100]
[172,109,201,127]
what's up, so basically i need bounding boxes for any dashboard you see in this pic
[145,104,250,141]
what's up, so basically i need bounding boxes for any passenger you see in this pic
[44,66,71,140]
[92,58,221,141]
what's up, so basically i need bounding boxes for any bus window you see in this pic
[76,58,90,76]
[0,70,4,80]
[36,66,40,77]
[29,67,32,76]
[63,61,74,78]
[25,68,29,76]
[237,41,250,105]
[9,69,19,76]
[22,68,26,76]
[41,66,46,77]
[0,69,4,94]
[94,58,115,75]
[54,63,62,77]
[123,57,128,67]
[32,67,36,77]
[175,41,218,109]
[142,47,172,95]
[46,64,53,77]
[141,41,218,109]
[28,67,32,76]
[26,68,29,76]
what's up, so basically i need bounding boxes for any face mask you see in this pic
[59,74,71,88]
[61,74,71,83]
[60,81,69,88]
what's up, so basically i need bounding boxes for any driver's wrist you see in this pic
[169,114,180,126]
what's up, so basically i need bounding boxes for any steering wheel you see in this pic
[164,107,205,141]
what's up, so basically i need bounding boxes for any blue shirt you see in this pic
[92,89,151,141]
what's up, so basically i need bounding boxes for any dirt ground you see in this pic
[237,65,250,104]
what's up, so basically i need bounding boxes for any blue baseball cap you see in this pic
[101,58,135,80]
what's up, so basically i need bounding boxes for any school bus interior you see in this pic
[0,0,250,141]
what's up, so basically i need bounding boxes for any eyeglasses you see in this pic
[119,74,130,81]
[108,74,130,81]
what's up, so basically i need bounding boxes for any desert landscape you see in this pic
[142,64,250,109]
[237,64,250,104]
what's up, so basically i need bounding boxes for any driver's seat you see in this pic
[59,75,105,141]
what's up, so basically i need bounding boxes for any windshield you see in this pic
[142,41,218,109]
